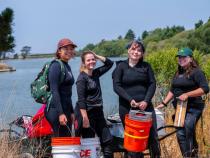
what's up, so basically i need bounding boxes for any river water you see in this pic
[0,57,124,123]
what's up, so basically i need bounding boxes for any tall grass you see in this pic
[155,93,210,158]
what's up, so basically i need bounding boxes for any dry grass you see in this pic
[0,133,21,158]
[0,95,209,158]
[158,95,210,158]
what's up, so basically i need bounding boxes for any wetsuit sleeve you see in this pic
[193,69,209,93]
[144,64,156,103]
[112,63,133,102]
[48,62,63,115]
[76,76,87,109]
[94,58,113,77]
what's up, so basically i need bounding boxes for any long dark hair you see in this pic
[175,57,199,78]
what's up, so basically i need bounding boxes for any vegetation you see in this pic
[145,48,210,86]
[0,8,15,59]
[20,46,31,59]
[79,19,210,58]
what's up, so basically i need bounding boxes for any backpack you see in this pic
[30,59,65,106]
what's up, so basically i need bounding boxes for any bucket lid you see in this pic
[51,137,81,146]
[129,110,152,121]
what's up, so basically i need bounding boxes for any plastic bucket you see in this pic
[51,137,81,158]
[80,137,101,158]
[155,108,166,136]
[124,114,152,152]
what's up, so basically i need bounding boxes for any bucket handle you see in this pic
[129,110,152,116]
[58,124,75,137]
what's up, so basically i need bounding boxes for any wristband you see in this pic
[162,101,167,107]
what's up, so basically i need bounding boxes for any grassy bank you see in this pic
[0,96,209,157]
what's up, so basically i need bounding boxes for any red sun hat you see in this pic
[57,38,77,50]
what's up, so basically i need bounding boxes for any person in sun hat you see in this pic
[157,47,209,157]
[44,38,77,137]
[112,40,161,158]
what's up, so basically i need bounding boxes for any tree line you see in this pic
[81,18,210,56]
[0,7,209,59]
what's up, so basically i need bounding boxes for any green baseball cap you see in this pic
[176,48,193,57]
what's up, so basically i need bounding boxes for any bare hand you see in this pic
[59,114,67,126]
[156,103,165,109]
[82,115,90,128]
[178,93,188,101]
[138,101,148,111]
[130,99,138,108]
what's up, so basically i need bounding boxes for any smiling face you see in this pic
[58,45,75,61]
[178,56,192,68]
[128,42,144,61]
[83,53,96,70]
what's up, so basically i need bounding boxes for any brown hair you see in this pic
[55,48,61,59]
[80,51,95,72]
[175,57,199,78]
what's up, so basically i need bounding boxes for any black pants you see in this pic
[75,107,113,158]
[119,105,161,158]
[44,107,72,137]
[176,111,202,157]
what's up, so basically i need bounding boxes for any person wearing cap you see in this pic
[157,48,209,157]
[74,50,114,158]
[44,38,77,137]
[112,40,160,158]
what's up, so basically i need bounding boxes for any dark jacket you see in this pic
[112,59,156,112]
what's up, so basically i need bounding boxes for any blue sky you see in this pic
[0,0,210,54]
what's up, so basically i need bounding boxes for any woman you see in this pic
[112,40,160,158]
[75,51,114,158]
[44,38,76,137]
[157,48,209,157]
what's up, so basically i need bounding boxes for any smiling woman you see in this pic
[74,50,114,157]
[44,38,77,137]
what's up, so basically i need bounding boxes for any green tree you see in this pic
[20,46,31,59]
[117,35,122,40]
[195,20,203,29]
[124,29,135,40]
[0,8,15,59]
[83,43,95,51]
[142,30,148,40]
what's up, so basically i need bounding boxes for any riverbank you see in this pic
[0,63,16,72]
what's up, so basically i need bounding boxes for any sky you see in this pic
[0,0,210,54]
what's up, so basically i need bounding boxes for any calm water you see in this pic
[0,57,124,123]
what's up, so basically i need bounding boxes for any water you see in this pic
[0,57,124,123]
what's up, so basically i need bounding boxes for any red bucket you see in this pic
[124,113,152,152]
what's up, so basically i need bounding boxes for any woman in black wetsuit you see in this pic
[157,48,209,157]
[45,38,76,137]
[75,51,114,158]
[112,40,160,158]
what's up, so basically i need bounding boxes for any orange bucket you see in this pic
[124,114,152,152]
[51,137,81,146]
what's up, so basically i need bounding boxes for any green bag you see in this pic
[30,59,65,107]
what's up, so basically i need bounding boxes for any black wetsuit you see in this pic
[75,58,114,158]
[170,68,209,157]
[112,59,160,158]
[45,60,74,137]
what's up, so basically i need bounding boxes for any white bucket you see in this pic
[155,108,166,136]
[52,145,81,158]
[80,137,101,158]
[109,122,124,138]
